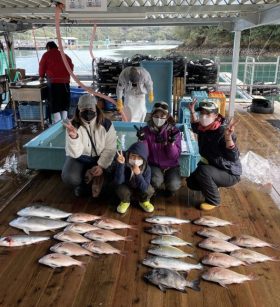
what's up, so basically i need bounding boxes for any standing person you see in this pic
[137,102,182,196]
[61,94,116,198]
[187,99,242,211]
[116,66,154,122]
[39,41,74,123]
[114,142,154,214]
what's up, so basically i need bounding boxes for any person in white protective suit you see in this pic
[116,66,154,122]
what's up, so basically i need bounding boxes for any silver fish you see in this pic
[82,241,125,255]
[39,253,84,268]
[198,238,241,253]
[84,229,132,242]
[202,267,257,287]
[0,235,50,247]
[64,223,99,234]
[143,256,203,272]
[144,268,200,292]
[145,216,191,225]
[196,228,231,241]
[67,213,101,223]
[151,235,192,247]
[9,217,69,234]
[93,218,137,230]
[53,231,90,243]
[193,216,232,227]
[148,245,195,258]
[17,204,71,219]
[230,249,279,264]
[202,252,247,268]
[145,225,179,235]
[229,234,279,249]
[50,242,93,256]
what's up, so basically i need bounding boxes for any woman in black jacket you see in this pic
[187,99,241,211]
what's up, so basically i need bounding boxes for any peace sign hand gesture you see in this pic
[116,150,125,164]
[63,119,78,139]
[188,98,198,113]
[225,118,240,138]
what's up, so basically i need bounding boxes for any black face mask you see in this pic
[80,110,96,122]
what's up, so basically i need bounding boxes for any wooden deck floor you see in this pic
[1,104,280,307]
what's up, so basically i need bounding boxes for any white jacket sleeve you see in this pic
[143,69,153,93]
[65,131,84,158]
[97,124,117,169]
[116,69,127,100]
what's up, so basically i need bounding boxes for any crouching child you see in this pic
[114,142,155,214]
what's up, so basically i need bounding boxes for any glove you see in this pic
[116,99,123,112]
[168,129,179,144]
[148,91,154,103]
[134,125,145,141]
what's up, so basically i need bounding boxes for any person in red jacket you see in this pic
[39,41,74,123]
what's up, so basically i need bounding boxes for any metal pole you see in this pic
[229,30,241,117]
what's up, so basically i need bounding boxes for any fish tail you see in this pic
[188,279,201,291]
[270,244,280,250]
[125,235,133,241]
[119,251,127,257]
[128,225,138,231]
[271,256,280,261]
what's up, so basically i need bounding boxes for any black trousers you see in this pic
[48,82,70,113]
[115,184,155,203]
[186,164,240,206]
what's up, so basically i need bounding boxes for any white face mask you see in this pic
[199,114,215,127]
[152,117,166,127]
[129,159,143,167]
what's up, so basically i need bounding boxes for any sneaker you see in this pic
[139,201,154,213]
[200,202,218,211]
[117,202,130,214]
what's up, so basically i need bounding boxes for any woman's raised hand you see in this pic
[188,98,198,113]
[225,118,240,138]
[63,119,78,139]
[116,150,125,164]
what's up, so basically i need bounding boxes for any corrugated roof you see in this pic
[0,0,279,30]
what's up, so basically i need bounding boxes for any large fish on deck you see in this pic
[198,238,241,253]
[193,216,232,228]
[17,204,71,219]
[202,252,247,268]
[148,246,195,259]
[53,231,90,243]
[230,249,279,264]
[93,218,137,230]
[0,235,50,247]
[84,229,132,242]
[67,213,101,223]
[9,217,69,234]
[229,234,279,249]
[82,241,125,255]
[143,256,203,272]
[144,268,200,292]
[145,216,191,225]
[50,242,94,256]
[151,235,192,247]
[39,253,84,268]
[196,228,232,241]
[202,267,258,287]
[145,225,179,235]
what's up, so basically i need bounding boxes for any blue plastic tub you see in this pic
[0,109,14,130]
[70,87,87,107]
[24,121,199,176]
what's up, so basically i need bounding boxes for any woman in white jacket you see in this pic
[62,94,117,197]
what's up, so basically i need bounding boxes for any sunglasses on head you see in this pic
[154,103,169,110]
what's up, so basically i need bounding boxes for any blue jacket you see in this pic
[114,142,151,192]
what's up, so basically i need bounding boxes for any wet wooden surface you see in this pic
[0,104,280,307]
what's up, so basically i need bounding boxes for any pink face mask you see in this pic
[199,114,215,127]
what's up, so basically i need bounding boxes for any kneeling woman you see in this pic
[187,100,241,211]
[139,102,182,196]
[62,94,116,197]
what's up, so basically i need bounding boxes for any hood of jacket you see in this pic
[127,141,149,161]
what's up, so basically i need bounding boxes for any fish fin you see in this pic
[189,253,196,259]
[218,282,228,288]
[125,236,133,241]
[23,228,30,235]
[158,284,167,292]
[189,279,201,291]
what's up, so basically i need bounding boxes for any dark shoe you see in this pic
[164,190,176,198]
[74,185,89,197]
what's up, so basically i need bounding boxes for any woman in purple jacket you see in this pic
[138,102,182,196]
